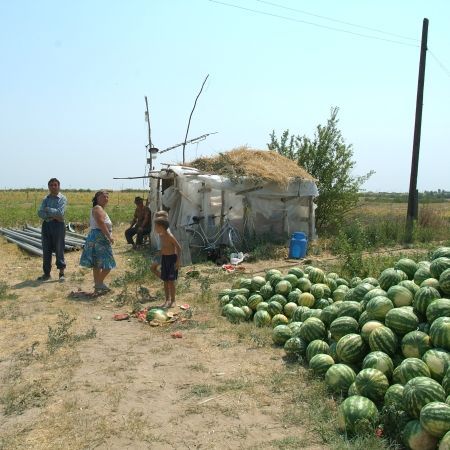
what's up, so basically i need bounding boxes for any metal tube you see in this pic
[2,235,43,256]
[0,228,76,251]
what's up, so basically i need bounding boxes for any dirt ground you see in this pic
[0,229,331,450]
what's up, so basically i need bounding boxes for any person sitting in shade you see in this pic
[124,196,151,248]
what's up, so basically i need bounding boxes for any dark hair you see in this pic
[154,218,169,230]
[48,178,60,186]
[92,190,108,207]
[155,210,169,218]
[134,196,144,203]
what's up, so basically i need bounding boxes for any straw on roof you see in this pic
[189,146,315,186]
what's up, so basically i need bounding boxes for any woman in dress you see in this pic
[80,190,116,292]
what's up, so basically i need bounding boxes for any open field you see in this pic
[0,223,413,450]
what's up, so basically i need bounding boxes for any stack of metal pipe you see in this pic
[0,224,86,256]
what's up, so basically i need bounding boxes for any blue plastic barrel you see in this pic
[288,233,308,259]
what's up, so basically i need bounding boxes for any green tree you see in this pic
[268,107,374,233]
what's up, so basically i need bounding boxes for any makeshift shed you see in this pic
[148,148,318,264]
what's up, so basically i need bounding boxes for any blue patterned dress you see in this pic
[80,209,116,269]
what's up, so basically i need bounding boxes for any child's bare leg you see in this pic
[159,281,170,308]
[151,263,160,278]
[168,281,176,307]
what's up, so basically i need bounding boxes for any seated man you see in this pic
[125,196,151,248]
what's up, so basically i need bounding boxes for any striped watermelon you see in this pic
[276,280,292,296]
[379,268,407,291]
[397,358,431,384]
[347,382,359,396]
[325,363,356,395]
[352,282,376,302]
[267,301,283,317]
[384,383,404,408]
[310,283,325,300]
[269,294,288,307]
[329,316,359,341]
[283,302,298,319]
[314,298,331,310]
[430,317,450,351]
[387,285,414,307]
[336,277,350,287]
[366,296,394,321]
[337,395,379,435]
[362,277,379,287]
[298,292,315,307]
[301,308,322,322]
[325,277,338,293]
[271,314,289,327]
[253,310,271,327]
[336,301,362,320]
[385,307,419,335]
[358,310,371,328]
[231,294,247,307]
[369,326,398,356]
[402,331,432,359]
[297,277,312,292]
[350,277,362,287]
[439,268,450,296]
[241,305,253,320]
[327,272,339,280]
[320,304,339,327]
[269,274,283,288]
[361,321,384,344]
[284,336,307,357]
[423,349,450,382]
[439,430,450,450]
[291,305,309,322]
[251,276,266,292]
[430,257,450,279]
[272,325,293,345]
[414,286,441,316]
[299,317,327,342]
[309,354,334,377]
[256,301,269,312]
[306,339,330,362]
[221,303,234,317]
[421,278,440,289]
[283,274,298,288]
[362,288,387,306]
[443,368,450,396]
[219,295,230,307]
[354,368,389,403]
[431,247,450,260]
[259,283,273,300]
[402,419,439,450]
[420,401,450,438]
[287,290,301,304]
[288,267,304,279]
[414,266,433,286]
[403,376,446,418]
[329,341,338,362]
[247,294,263,311]
[395,258,419,280]
[226,306,246,323]
[362,351,394,379]
[426,298,450,324]
[265,269,282,282]
[336,334,367,364]
[332,287,348,302]
[398,279,420,296]
[288,321,303,337]
[309,267,326,284]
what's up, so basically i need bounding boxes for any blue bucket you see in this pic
[288,233,308,259]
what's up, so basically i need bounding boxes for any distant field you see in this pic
[0,190,146,227]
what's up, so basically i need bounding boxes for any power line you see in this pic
[428,49,450,78]
[209,0,419,48]
[256,0,419,42]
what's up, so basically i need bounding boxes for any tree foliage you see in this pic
[268,107,374,233]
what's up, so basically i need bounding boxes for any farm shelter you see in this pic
[148,148,318,264]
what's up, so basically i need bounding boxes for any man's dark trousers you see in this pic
[125,226,151,245]
[42,221,66,275]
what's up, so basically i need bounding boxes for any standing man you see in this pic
[37,178,67,281]
[124,196,151,248]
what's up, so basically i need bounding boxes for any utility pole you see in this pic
[144,96,153,170]
[405,18,429,243]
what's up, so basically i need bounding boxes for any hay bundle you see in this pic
[189,146,314,186]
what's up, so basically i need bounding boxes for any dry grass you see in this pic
[189,146,315,186]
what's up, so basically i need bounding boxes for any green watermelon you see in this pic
[430,257,450,279]
[325,363,356,395]
[287,290,301,304]
[253,310,271,327]
[288,321,303,337]
[267,300,283,317]
[358,310,371,328]
[231,294,247,307]
[269,274,283,288]
[283,274,298,288]
[352,282,376,302]
[336,334,367,364]
[247,294,263,311]
[379,268,407,290]
[310,284,325,300]
[238,278,252,290]
[366,296,394,321]
[398,279,420,296]
[320,304,339,327]
[384,383,404,408]
[251,276,266,292]
[350,277,362,287]
[291,305,309,322]
[430,317,450,351]
[283,302,298,319]
[403,376,446,418]
[146,308,169,322]
[241,305,253,320]
[306,339,330,362]
[398,358,431,384]
[219,295,231,307]
[260,283,273,300]
[299,317,327,342]
[414,286,441,316]
[402,331,432,359]
[314,298,331,310]
[439,430,450,449]
[427,299,450,324]
[387,285,414,307]
[221,303,234,317]
[347,382,360,397]
[431,247,450,260]
[301,308,322,321]
[296,277,312,292]
[256,301,269,312]
[443,368,450,396]
[420,401,450,438]
[439,268,450,296]
[385,307,419,335]
[336,301,362,320]
[309,267,326,284]
[402,419,438,450]
[226,306,247,323]
[284,336,307,357]
[272,325,293,345]
[265,269,282,282]
[309,353,335,377]
[329,316,359,342]
[362,277,379,287]
[369,325,398,356]
[360,320,384,344]
[395,258,418,280]
[298,292,315,307]
[332,287,348,302]
[269,294,287,308]
[423,349,450,382]
[337,395,379,435]
[325,277,338,293]
[336,277,350,287]
[421,278,441,289]
[362,351,394,379]
[288,267,304,279]
[271,313,289,327]
[354,368,389,403]
[414,266,433,286]
[327,272,339,280]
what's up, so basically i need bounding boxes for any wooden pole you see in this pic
[406,18,429,243]
[308,196,314,239]
[182,75,209,164]
[145,96,153,171]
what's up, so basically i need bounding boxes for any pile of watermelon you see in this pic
[218,247,450,449]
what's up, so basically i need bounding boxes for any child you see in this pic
[150,210,169,277]
[153,217,181,309]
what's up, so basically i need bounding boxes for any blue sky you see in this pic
[0,0,449,191]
